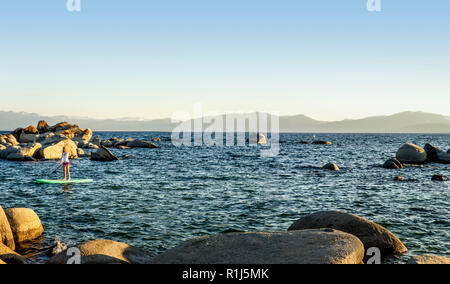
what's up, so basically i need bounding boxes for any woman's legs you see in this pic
[63,164,67,180]
[67,165,71,181]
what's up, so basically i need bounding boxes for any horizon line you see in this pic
[1,109,449,124]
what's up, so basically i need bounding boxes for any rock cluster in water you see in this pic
[383,142,450,181]
[0,121,160,162]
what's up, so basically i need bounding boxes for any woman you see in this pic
[60,147,71,181]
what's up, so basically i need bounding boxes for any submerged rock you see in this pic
[288,211,407,255]
[396,143,427,164]
[394,176,405,181]
[47,239,155,264]
[431,175,447,181]
[322,163,340,171]
[312,140,332,145]
[152,229,364,264]
[383,158,404,169]
[4,208,44,243]
[407,255,450,264]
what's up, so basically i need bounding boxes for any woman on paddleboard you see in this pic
[61,147,71,181]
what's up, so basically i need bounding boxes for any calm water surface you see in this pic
[1,132,449,263]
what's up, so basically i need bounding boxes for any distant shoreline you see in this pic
[2,110,450,133]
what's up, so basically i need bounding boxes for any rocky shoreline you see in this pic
[0,120,160,162]
[1,121,449,264]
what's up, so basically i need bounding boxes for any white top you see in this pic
[60,152,69,164]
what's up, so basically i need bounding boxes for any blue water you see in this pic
[1,132,449,263]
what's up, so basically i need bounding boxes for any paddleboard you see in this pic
[36,179,93,184]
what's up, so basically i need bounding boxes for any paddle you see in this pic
[51,164,62,175]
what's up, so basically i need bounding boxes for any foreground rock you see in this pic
[407,255,450,264]
[152,229,364,264]
[0,206,15,250]
[424,143,450,164]
[4,208,44,243]
[0,243,28,264]
[288,211,407,255]
[322,163,340,171]
[396,143,427,164]
[91,146,119,161]
[47,239,154,264]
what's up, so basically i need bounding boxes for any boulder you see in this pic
[322,163,340,171]
[113,139,134,147]
[288,211,407,255]
[47,239,154,264]
[407,255,450,264]
[151,229,364,264]
[101,138,123,148]
[0,145,5,151]
[0,259,5,264]
[396,143,427,164]
[49,122,74,132]
[0,145,39,162]
[6,152,37,162]
[0,243,28,264]
[19,132,38,144]
[0,134,18,146]
[4,208,44,243]
[152,138,161,142]
[38,133,65,145]
[383,158,404,169]
[72,128,92,144]
[36,139,78,160]
[126,140,158,148]
[424,143,450,164]
[12,128,23,141]
[0,146,21,160]
[37,120,50,133]
[300,141,312,144]
[91,136,101,146]
[79,141,99,149]
[0,206,15,250]
[24,125,38,134]
[91,146,119,161]
[77,148,85,156]
[20,142,42,158]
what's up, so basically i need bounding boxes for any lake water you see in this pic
[1,132,449,263]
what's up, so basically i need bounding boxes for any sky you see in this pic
[0,0,449,121]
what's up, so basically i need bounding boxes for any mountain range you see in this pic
[1,110,450,133]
